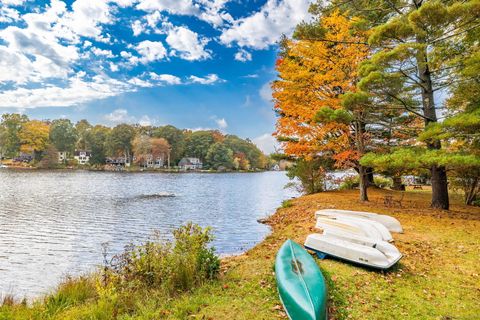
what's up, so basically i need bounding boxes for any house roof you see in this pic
[179,157,202,165]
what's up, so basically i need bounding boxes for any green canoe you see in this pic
[275,240,327,320]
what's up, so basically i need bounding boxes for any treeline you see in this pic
[273,1,480,208]
[0,113,270,170]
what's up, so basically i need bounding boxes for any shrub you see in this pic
[286,157,332,194]
[373,175,393,189]
[106,223,220,296]
[339,175,359,190]
[281,199,294,208]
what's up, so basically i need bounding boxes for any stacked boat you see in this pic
[304,209,403,269]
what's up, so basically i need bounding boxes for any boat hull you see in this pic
[316,217,386,241]
[304,233,402,270]
[275,240,327,320]
[315,209,403,233]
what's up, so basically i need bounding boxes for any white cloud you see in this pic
[135,40,167,63]
[1,0,26,6]
[104,108,155,125]
[109,62,119,72]
[166,26,210,61]
[0,7,21,23]
[220,0,311,49]
[104,108,134,123]
[149,72,182,84]
[91,47,115,58]
[111,0,136,7]
[188,73,223,85]
[215,117,228,129]
[136,0,198,15]
[259,82,272,102]
[234,48,252,62]
[0,75,130,108]
[136,0,231,27]
[138,115,153,126]
[131,20,145,36]
[253,133,279,154]
[242,73,259,78]
[128,77,154,87]
[120,50,132,58]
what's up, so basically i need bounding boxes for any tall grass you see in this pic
[0,223,220,319]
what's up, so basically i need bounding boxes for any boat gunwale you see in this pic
[304,245,403,270]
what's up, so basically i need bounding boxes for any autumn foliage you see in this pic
[272,11,369,164]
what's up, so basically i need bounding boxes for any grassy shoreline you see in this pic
[2,188,479,319]
[163,188,480,319]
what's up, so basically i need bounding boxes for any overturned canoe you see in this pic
[304,233,402,270]
[315,209,403,233]
[275,240,328,320]
[315,217,387,242]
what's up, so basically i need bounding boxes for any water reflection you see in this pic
[0,170,296,298]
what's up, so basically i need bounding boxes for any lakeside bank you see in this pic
[1,188,479,319]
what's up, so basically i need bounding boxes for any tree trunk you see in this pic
[416,31,449,209]
[431,165,449,209]
[367,167,374,186]
[392,176,404,191]
[355,120,368,201]
[359,165,369,201]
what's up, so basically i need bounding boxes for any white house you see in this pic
[147,154,166,168]
[74,150,91,165]
[58,151,68,163]
[178,157,203,170]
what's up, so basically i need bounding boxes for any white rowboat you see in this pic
[315,209,403,233]
[304,232,402,269]
[320,215,393,242]
[315,217,386,242]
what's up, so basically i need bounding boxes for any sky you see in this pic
[0,0,312,154]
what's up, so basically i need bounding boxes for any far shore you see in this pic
[0,165,278,174]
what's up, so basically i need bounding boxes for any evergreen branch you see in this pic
[385,92,432,121]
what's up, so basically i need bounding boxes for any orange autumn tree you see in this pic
[272,11,372,199]
[19,120,50,160]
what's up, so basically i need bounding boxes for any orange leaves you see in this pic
[273,11,369,164]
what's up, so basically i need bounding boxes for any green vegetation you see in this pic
[2,190,478,319]
[0,115,269,171]
[273,0,480,209]
[0,223,220,319]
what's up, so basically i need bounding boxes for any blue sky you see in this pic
[0,0,311,153]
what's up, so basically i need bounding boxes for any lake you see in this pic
[0,170,297,298]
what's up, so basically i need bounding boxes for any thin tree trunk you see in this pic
[359,165,369,201]
[465,177,479,205]
[355,120,368,201]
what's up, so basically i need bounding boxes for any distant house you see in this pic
[14,153,33,163]
[74,150,91,165]
[106,157,126,166]
[178,157,203,170]
[58,151,68,163]
[145,154,166,168]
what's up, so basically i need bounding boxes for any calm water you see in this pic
[0,170,296,298]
